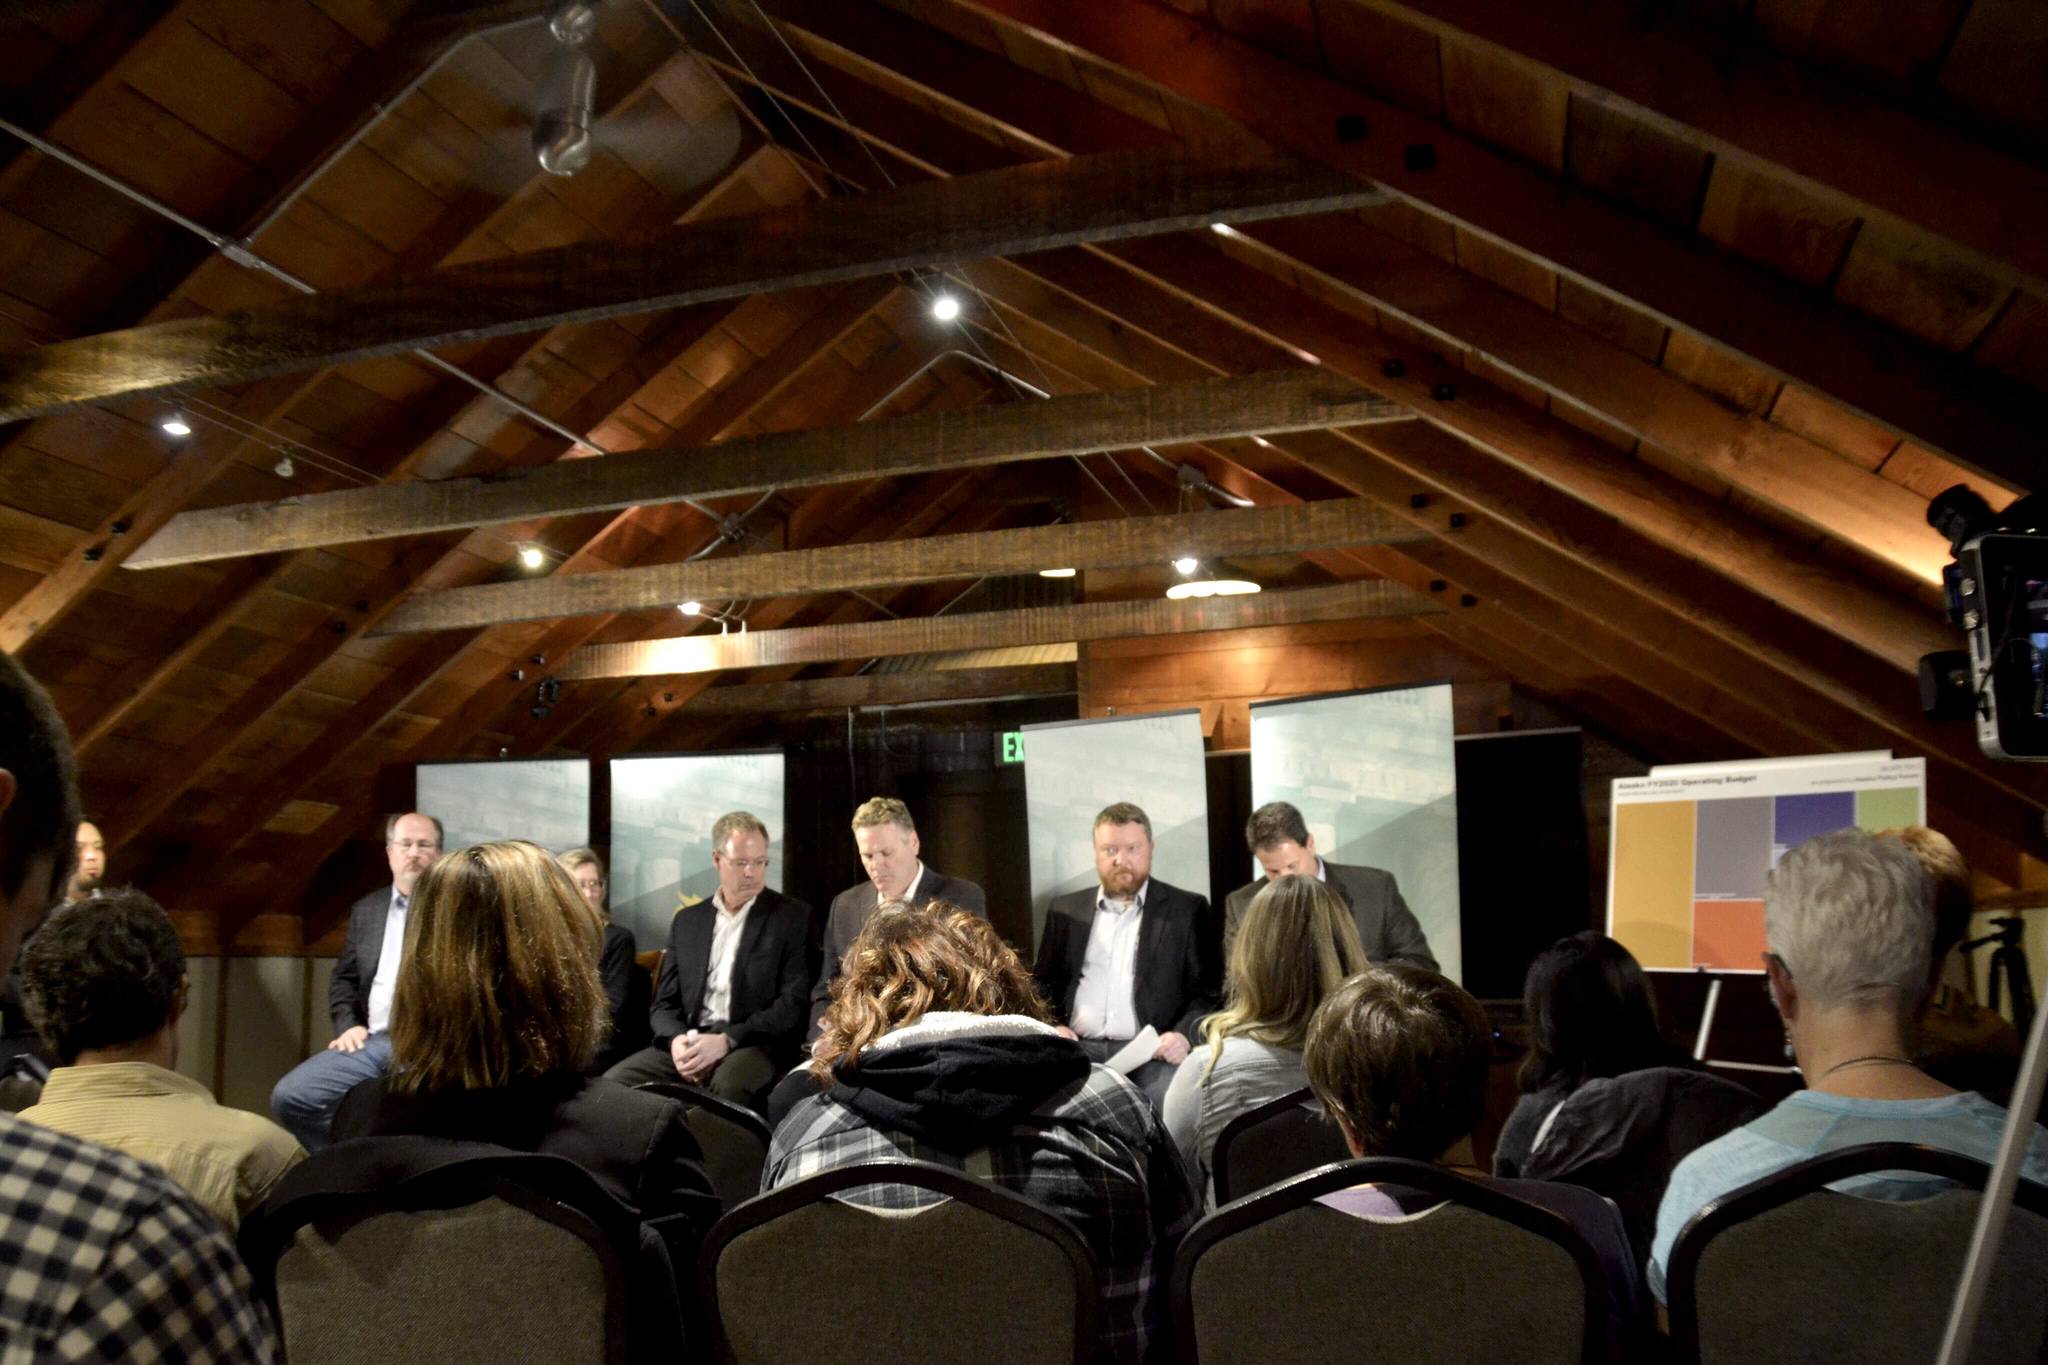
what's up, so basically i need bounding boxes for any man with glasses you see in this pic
[270,811,443,1150]
[604,810,811,1116]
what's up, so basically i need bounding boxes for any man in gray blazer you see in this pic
[1222,801,1437,971]
[808,796,986,1035]
[271,810,442,1150]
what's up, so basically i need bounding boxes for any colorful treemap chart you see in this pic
[1607,756,1925,972]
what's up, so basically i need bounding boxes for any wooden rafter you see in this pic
[928,0,2046,494]
[682,664,1074,714]
[0,146,1381,419]
[129,367,1402,567]
[557,580,1441,680]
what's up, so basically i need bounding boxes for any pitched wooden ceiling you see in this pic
[4,0,2046,947]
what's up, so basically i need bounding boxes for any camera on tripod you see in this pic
[1919,485,2048,761]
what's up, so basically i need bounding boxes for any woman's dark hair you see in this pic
[1517,930,1667,1093]
[19,889,184,1065]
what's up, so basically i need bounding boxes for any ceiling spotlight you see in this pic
[273,454,295,479]
[1166,577,1261,600]
[160,415,191,437]
[1209,223,1243,240]
[1173,556,1199,576]
[1038,567,1077,579]
[518,545,547,570]
[678,600,702,616]
[930,293,962,322]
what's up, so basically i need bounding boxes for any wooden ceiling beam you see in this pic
[676,663,1074,715]
[130,366,1403,566]
[944,0,2046,493]
[377,494,1422,635]
[1347,0,2048,296]
[0,145,1382,419]
[557,580,1442,680]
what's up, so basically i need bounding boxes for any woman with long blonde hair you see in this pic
[1160,872,1370,1203]
[331,841,714,1230]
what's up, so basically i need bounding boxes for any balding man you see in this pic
[1223,801,1435,971]
[270,811,444,1151]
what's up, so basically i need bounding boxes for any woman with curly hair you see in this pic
[766,903,1197,1365]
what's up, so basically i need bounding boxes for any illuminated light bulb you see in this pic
[160,416,192,437]
[1210,223,1242,239]
[518,545,546,570]
[930,293,962,322]
[1173,556,1199,576]
[678,601,702,616]
[1038,567,1077,579]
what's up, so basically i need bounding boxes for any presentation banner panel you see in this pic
[415,759,590,857]
[1023,711,1211,950]
[609,751,785,953]
[1607,755,1925,972]
[1251,684,1463,984]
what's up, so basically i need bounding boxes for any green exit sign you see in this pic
[998,731,1026,765]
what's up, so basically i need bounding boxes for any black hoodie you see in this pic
[829,1029,1092,1156]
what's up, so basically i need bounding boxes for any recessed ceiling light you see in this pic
[160,416,191,437]
[1038,567,1077,579]
[930,293,962,322]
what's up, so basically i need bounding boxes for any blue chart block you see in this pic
[1773,791,1857,852]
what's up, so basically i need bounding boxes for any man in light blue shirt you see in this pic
[269,812,441,1149]
[1648,829,2048,1301]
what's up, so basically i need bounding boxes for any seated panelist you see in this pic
[1223,801,1436,970]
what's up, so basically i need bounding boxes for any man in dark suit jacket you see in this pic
[1222,801,1437,970]
[1032,801,1219,1109]
[270,810,444,1150]
[807,796,987,1036]
[605,811,811,1115]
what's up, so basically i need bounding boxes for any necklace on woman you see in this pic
[1815,1054,1916,1082]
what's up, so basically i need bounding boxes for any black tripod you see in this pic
[1960,916,2037,1039]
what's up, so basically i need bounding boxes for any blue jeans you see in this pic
[270,1031,392,1151]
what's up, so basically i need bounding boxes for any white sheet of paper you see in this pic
[1103,1026,1160,1076]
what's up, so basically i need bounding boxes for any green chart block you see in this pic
[1855,786,1920,833]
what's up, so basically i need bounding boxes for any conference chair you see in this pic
[1665,1141,2048,1365]
[1172,1158,1608,1365]
[1210,1086,1353,1206]
[637,1081,774,1209]
[701,1159,1098,1365]
[241,1138,685,1365]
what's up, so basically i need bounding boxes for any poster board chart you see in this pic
[1607,752,1926,974]
[415,757,591,855]
[1022,709,1211,951]
[608,749,786,955]
[1250,682,1464,985]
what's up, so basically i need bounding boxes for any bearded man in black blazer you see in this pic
[1222,801,1437,971]
[1032,801,1219,1109]
[605,811,811,1115]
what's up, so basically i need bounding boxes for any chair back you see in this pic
[702,1159,1096,1365]
[638,1082,773,1209]
[241,1143,655,1365]
[1174,1157,1605,1364]
[1666,1142,2048,1365]
[1211,1086,1352,1206]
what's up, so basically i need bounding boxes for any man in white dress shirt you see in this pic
[269,811,441,1150]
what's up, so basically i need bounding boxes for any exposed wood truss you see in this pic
[682,664,1077,713]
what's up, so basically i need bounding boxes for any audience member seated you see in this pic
[1882,825,2024,1099]
[0,648,279,1359]
[1032,801,1220,1109]
[1303,964,1647,1357]
[270,810,444,1151]
[0,817,101,1075]
[331,840,718,1239]
[1160,873,1368,1203]
[557,847,647,1072]
[18,888,305,1230]
[1649,828,2048,1302]
[766,904,1197,1365]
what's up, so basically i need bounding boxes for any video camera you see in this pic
[1921,485,2048,760]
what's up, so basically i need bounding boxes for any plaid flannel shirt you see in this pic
[766,1059,1198,1365]
[0,1110,280,1363]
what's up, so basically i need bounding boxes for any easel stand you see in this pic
[1689,970,1800,1079]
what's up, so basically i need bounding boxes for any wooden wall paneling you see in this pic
[938,0,2047,494]
[0,146,1384,418]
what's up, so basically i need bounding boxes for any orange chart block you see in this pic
[1694,900,1767,971]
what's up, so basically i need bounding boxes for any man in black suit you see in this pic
[1033,801,1219,1108]
[1222,801,1437,970]
[605,811,811,1115]
[270,810,442,1150]
[808,796,987,1036]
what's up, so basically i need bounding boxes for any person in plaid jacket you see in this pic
[766,904,1197,1365]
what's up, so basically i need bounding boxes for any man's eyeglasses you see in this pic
[722,857,772,872]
